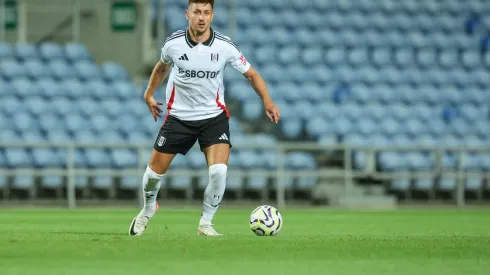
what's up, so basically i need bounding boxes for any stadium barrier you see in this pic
[1,142,489,209]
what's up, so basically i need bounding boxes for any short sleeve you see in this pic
[227,46,251,74]
[160,42,172,64]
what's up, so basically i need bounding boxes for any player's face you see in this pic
[186,3,214,34]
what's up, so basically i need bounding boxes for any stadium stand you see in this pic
[1,0,490,202]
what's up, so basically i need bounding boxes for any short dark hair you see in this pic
[188,0,214,9]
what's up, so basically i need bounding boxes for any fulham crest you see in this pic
[211,53,219,63]
[157,136,166,146]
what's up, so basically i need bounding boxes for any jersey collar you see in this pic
[185,28,215,48]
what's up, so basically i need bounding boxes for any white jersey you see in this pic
[160,28,251,121]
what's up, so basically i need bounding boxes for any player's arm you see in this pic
[243,66,280,124]
[144,56,172,121]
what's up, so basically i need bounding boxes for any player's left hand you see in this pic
[264,101,280,124]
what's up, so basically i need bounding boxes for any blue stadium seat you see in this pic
[237,150,263,169]
[73,60,101,81]
[25,96,49,116]
[49,60,77,80]
[49,97,72,117]
[4,149,32,168]
[113,81,137,99]
[0,79,15,99]
[127,131,151,143]
[462,153,480,171]
[285,152,316,170]
[32,148,63,168]
[85,149,112,168]
[281,118,303,139]
[305,117,330,138]
[12,171,35,197]
[295,28,316,47]
[465,173,483,191]
[11,77,42,98]
[38,113,61,131]
[92,176,114,192]
[62,78,86,99]
[12,113,37,132]
[38,78,65,98]
[413,177,434,191]
[0,42,12,59]
[111,149,137,168]
[0,129,18,143]
[14,43,38,61]
[242,99,263,120]
[90,114,114,132]
[1,95,22,116]
[41,176,64,191]
[39,42,65,61]
[120,175,140,190]
[378,152,406,171]
[170,176,192,191]
[21,129,46,142]
[65,42,92,62]
[64,114,89,133]
[101,62,129,82]
[25,59,51,80]
[46,129,72,143]
[188,150,207,169]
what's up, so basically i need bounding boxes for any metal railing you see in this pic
[1,142,489,209]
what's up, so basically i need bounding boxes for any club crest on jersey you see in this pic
[157,136,166,146]
[211,53,219,63]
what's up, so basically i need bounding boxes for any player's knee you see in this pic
[148,150,174,174]
[209,164,227,184]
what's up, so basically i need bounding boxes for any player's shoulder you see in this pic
[213,31,240,52]
[163,29,187,46]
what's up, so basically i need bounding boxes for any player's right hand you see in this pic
[145,96,163,121]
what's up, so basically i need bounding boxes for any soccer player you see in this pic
[129,0,280,236]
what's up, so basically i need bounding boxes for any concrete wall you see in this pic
[3,0,154,77]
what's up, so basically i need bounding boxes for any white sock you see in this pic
[200,164,227,226]
[142,165,164,217]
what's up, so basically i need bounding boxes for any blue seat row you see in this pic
[0,146,316,171]
[0,79,138,99]
[0,42,92,62]
[0,59,129,82]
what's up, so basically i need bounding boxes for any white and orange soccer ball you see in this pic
[249,205,283,236]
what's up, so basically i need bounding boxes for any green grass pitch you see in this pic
[0,207,489,275]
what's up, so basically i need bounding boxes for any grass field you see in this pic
[0,207,489,275]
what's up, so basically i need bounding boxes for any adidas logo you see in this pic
[178,54,189,61]
[219,133,228,140]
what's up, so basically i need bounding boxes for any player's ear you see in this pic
[185,10,189,20]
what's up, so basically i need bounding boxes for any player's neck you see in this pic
[188,26,211,44]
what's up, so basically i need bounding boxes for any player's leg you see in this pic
[129,150,175,236]
[197,112,231,236]
[129,116,198,236]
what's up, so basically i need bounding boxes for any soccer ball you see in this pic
[249,205,283,236]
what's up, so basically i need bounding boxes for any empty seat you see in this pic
[14,43,38,60]
[74,61,101,81]
[65,42,92,62]
[101,62,129,82]
[39,42,65,61]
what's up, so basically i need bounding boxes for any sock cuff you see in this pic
[146,165,165,179]
[209,163,227,172]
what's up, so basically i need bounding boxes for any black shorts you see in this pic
[153,111,231,155]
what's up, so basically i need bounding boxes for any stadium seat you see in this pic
[39,42,65,61]
[73,60,101,81]
[101,62,129,82]
[4,149,33,168]
[0,42,12,59]
[64,42,92,62]
[14,43,38,61]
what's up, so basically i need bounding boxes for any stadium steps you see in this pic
[312,178,397,208]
